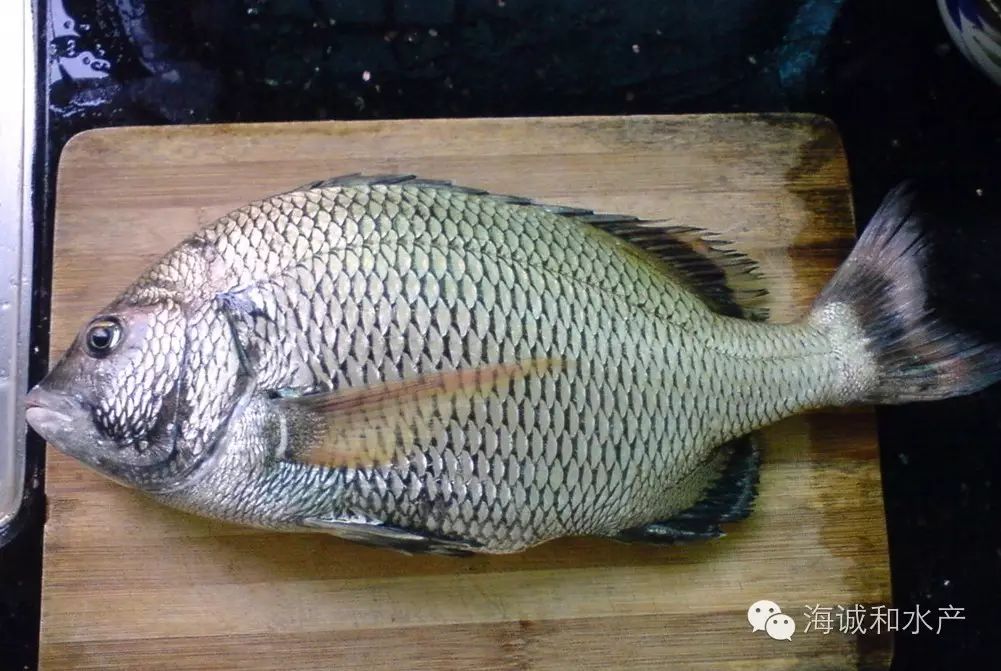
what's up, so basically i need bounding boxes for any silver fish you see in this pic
[26,176,1001,554]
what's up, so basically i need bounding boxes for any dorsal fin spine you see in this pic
[291,174,769,320]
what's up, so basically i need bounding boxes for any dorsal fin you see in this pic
[583,219,769,320]
[294,174,545,210]
[298,174,438,191]
[293,174,768,320]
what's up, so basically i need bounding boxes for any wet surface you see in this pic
[3,0,1001,669]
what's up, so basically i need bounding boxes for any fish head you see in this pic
[25,293,240,490]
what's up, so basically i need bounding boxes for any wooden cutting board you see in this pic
[41,115,891,670]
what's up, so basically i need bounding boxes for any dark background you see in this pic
[2,1,1001,669]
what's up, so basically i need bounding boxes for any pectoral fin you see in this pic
[304,515,481,556]
[279,358,567,469]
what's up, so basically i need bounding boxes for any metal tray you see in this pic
[0,1,37,540]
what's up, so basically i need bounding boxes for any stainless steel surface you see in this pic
[0,2,37,534]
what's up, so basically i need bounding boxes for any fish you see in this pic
[25,175,1001,555]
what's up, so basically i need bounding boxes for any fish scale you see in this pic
[38,174,913,555]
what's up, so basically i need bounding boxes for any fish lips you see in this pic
[25,385,146,477]
[25,386,99,447]
[25,383,209,493]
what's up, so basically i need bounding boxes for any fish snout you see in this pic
[24,386,85,442]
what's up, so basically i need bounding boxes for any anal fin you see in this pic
[613,434,761,545]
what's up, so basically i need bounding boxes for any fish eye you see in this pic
[85,318,123,357]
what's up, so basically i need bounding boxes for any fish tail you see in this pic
[811,181,1001,404]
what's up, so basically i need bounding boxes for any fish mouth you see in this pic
[25,384,189,489]
[24,386,145,479]
[24,387,83,443]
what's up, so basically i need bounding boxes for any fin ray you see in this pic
[291,174,768,320]
[812,181,1001,403]
[586,220,769,320]
[304,516,480,556]
[613,434,761,545]
[280,358,567,469]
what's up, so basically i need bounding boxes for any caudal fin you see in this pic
[812,182,1001,404]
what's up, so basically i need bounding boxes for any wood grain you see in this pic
[42,115,891,670]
